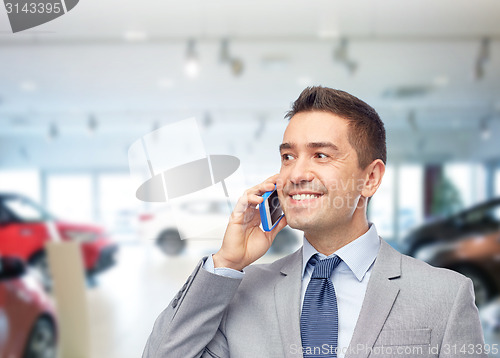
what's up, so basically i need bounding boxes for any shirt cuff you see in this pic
[203,254,245,279]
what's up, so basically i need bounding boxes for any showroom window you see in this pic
[444,163,487,209]
[368,165,394,240]
[47,174,93,223]
[495,167,500,197]
[0,169,41,202]
[99,173,143,238]
[398,165,424,239]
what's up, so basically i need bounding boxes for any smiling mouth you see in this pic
[289,193,323,201]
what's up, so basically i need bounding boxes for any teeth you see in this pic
[292,194,319,201]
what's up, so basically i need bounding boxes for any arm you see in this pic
[142,257,242,358]
[143,174,288,357]
[439,277,488,358]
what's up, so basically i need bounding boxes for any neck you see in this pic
[304,208,369,256]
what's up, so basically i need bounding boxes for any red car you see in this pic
[0,193,118,289]
[0,255,57,358]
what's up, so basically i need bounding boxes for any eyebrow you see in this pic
[279,142,340,152]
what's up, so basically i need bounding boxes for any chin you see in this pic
[285,215,315,232]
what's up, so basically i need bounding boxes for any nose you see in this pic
[287,157,314,185]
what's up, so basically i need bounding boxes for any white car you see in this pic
[138,197,302,256]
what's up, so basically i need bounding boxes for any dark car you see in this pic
[400,198,500,307]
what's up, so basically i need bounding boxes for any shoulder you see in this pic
[400,251,469,286]
[383,241,471,299]
[380,238,468,283]
[375,240,475,316]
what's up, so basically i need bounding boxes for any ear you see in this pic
[361,159,385,198]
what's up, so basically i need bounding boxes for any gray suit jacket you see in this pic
[143,239,487,357]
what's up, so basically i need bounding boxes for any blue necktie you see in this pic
[301,254,342,358]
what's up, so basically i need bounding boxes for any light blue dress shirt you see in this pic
[301,224,380,357]
[203,224,381,358]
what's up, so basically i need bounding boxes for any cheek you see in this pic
[276,172,285,190]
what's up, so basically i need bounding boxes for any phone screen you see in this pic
[268,189,283,226]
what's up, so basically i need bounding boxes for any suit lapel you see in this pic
[345,239,402,358]
[274,247,304,358]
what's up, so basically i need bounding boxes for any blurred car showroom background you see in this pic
[1,1,500,357]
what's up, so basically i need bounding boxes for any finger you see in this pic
[247,173,280,196]
[233,192,265,214]
[275,174,285,191]
[247,181,277,197]
[233,174,281,217]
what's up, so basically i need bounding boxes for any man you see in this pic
[143,87,486,358]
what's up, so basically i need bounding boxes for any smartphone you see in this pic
[259,185,284,231]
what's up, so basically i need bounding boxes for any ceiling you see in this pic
[0,0,500,170]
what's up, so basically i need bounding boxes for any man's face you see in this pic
[277,111,366,234]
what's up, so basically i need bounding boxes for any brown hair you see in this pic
[285,86,386,169]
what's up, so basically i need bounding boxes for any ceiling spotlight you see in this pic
[480,116,491,140]
[473,37,490,81]
[185,39,200,79]
[87,114,98,134]
[407,110,418,132]
[48,122,58,141]
[230,58,244,77]
[333,38,358,75]
[220,38,231,63]
[219,38,244,77]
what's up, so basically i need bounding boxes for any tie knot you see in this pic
[309,255,342,279]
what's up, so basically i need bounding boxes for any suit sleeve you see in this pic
[439,277,488,358]
[142,257,242,358]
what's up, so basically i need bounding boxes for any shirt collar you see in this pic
[301,223,381,282]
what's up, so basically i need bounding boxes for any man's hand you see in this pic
[213,174,288,271]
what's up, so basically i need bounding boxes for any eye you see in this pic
[281,153,294,161]
[315,153,328,159]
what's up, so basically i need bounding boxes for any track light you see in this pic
[220,39,231,63]
[87,114,98,134]
[219,38,244,77]
[48,122,58,141]
[473,38,490,81]
[333,38,358,75]
[185,39,200,79]
[480,116,491,140]
[230,58,244,77]
[407,110,418,132]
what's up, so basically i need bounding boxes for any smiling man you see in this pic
[143,87,486,358]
